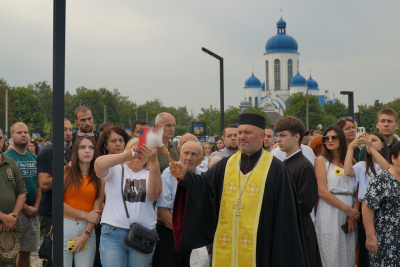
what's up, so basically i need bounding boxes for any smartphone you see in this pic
[138,128,157,151]
[66,241,88,252]
[341,222,349,234]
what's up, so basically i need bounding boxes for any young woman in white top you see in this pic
[344,132,390,266]
[94,138,162,267]
[314,125,359,267]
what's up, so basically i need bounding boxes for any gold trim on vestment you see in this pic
[212,150,273,267]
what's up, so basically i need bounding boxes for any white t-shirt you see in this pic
[99,164,157,230]
[353,161,383,202]
[271,144,316,166]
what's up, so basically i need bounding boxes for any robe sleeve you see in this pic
[172,158,228,251]
[257,158,308,267]
[296,163,319,217]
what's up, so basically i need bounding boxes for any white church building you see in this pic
[239,16,329,123]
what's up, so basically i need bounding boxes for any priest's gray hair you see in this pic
[181,141,203,157]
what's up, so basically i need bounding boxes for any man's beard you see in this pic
[240,140,260,155]
[15,141,28,149]
[64,140,71,149]
[80,126,93,133]
[226,144,238,151]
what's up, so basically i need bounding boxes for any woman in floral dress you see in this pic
[314,125,359,267]
[363,141,400,266]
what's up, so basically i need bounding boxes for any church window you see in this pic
[274,59,281,90]
[288,59,293,88]
[265,60,269,90]
[249,97,252,106]
[255,97,258,107]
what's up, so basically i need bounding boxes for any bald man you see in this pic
[154,135,203,267]
[5,122,40,267]
[155,112,180,173]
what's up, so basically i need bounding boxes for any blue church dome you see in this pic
[290,72,306,86]
[261,81,266,91]
[307,75,319,89]
[265,17,298,54]
[245,73,262,88]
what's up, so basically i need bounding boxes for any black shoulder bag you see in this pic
[38,225,52,260]
[120,165,159,254]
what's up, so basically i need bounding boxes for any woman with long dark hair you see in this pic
[363,141,400,266]
[63,136,105,266]
[344,132,390,266]
[314,125,359,267]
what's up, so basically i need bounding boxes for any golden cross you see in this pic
[280,8,283,18]
[252,65,254,73]
[233,198,245,216]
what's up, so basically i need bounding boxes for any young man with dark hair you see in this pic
[274,116,322,267]
[211,124,238,157]
[132,120,148,137]
[359,108,399,161]
[71,105,100,145]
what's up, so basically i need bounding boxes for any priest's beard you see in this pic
[240,139,261,155]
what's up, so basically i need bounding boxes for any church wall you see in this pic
[290,86,307,96]
[244,87,262,106]
[264,52,299,93]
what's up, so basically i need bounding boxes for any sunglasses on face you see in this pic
[322,135,339,144]
[76,132,95,137]
[339,116,353,122]
[0,136,3,140]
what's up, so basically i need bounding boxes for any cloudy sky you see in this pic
[1,1,399,116]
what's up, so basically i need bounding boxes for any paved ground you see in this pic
[30,238,43,267]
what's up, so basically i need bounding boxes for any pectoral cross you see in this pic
[233,198,245,216]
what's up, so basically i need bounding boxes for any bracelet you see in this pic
[83,230,91,236]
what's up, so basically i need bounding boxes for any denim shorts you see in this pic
[100,224,155,267]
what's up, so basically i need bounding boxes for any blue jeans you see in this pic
[63,218,96,267]
[100,224,155,267]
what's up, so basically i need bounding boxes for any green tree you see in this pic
[358,100,383,131]
[196,105,220,135]
[0,78,15,132]
[11,87,45,132]
[224,106,241,126]
[284,93,325,130]
[29,81,53,122]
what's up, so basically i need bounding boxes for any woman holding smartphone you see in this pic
[94,138,162,267]
[63,135,105,266]
[314,125,359,267]
[344,132,390,266]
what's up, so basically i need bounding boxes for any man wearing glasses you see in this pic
[71,105,100,146]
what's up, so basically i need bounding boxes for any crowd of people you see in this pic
[0,105,399,267]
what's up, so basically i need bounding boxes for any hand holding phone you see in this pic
[67,240,88,252]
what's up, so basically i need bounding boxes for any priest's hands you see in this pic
[169,162,186,180]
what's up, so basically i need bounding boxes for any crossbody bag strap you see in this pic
[120,164,130,219]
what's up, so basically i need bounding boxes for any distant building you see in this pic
[239,15,330,125]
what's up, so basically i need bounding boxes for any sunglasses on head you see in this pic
[339,116,353,122]
[76,132,95,137]
[322,135,339,144]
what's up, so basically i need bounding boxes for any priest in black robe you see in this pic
[274,116,322,267]
[169,113,308,267]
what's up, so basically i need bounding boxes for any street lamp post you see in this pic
[202,47,224,135]
[340,91,354,118]
[306,87,309,131]
[5,88,8,136]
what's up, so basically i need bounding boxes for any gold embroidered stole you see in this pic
[212,150,272,267]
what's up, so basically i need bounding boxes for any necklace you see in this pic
[233,155,260,216]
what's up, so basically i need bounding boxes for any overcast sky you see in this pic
[1,1,399,116]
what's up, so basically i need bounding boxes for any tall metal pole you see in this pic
[53,0,66,265]
[104,103,106,123]
[306,88,309,131]
[5,88,8,136]
[340,91,354,118]
[202,47,224,135]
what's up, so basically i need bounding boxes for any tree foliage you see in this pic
[284,93,325,129]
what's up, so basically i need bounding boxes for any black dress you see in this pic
[363,170,400,267]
